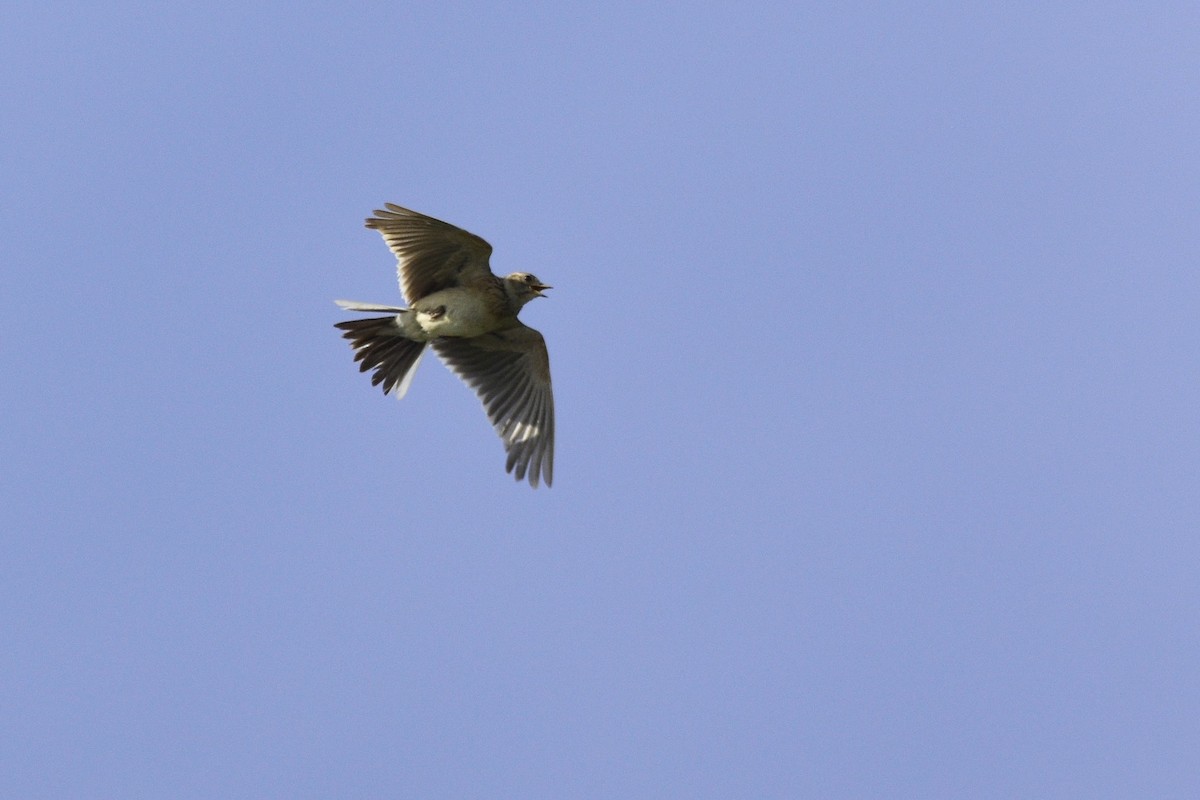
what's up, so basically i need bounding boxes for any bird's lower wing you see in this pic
[433,326,554,488]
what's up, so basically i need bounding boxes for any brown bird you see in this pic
[335,204,554,488]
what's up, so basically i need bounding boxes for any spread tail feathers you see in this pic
[334,316,426,398]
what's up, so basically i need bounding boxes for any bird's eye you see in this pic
[524,275,534,283]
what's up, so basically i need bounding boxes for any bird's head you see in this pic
[504,272,552,307]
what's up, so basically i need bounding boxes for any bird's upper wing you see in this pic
[433,324,554,488]
[365,203,495,302]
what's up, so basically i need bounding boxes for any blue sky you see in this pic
[3,2,1199,797]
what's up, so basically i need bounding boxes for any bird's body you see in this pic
[409,284,515,338]
[334,204,555,488]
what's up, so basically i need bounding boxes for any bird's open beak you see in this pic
[533,283,552,296]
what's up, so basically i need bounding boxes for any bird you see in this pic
[334,203,555,488]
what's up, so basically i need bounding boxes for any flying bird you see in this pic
[335,204,554,488]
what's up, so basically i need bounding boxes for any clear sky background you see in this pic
[3,2,1199,797]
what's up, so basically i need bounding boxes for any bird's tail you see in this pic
[334,315,427,399]
[334,299,407,313]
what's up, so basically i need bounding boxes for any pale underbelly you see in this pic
[412,287,497,338]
